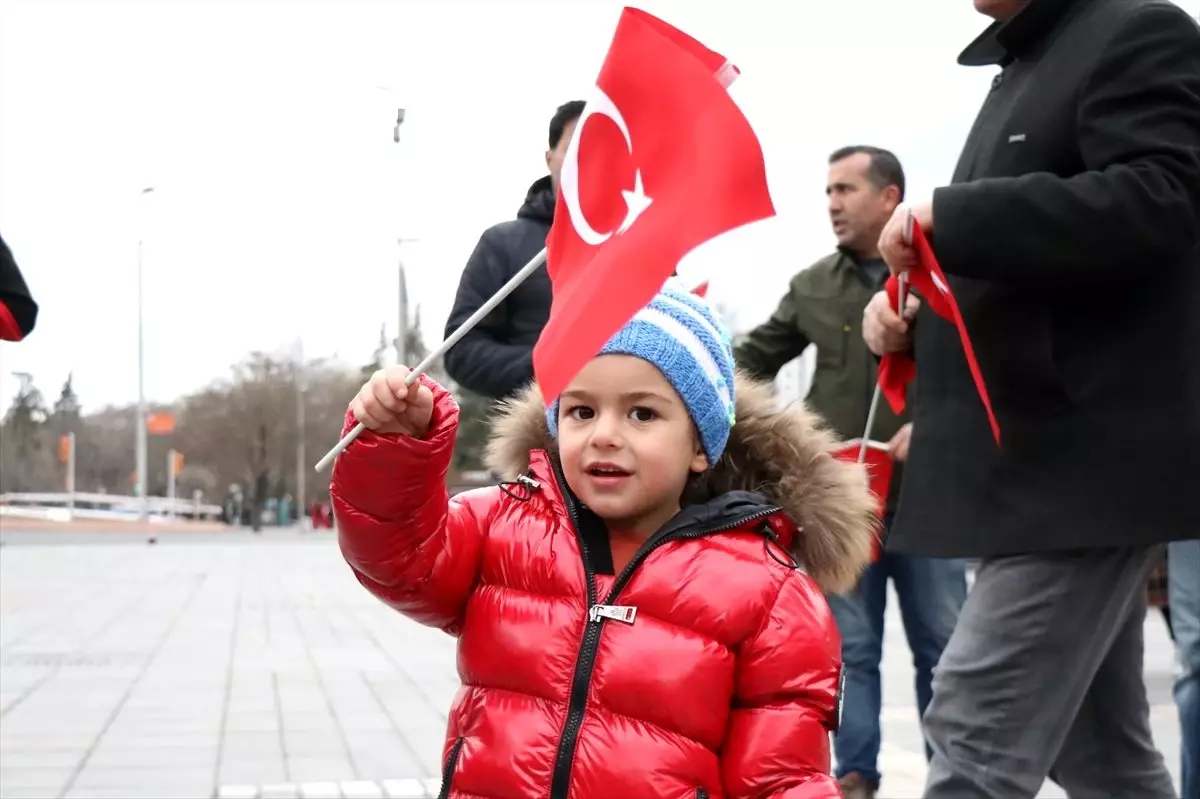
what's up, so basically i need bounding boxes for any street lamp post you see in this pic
[136,186,154,522]
[386,99,410,367]
[371,88,416,371]
[395,238,419,366]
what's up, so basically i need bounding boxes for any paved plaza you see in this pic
[0,527,1183,798]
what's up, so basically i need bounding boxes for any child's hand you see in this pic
[351,367,434,438]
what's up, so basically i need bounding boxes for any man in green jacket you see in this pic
[734,145,966,799]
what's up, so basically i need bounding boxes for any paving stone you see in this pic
[340,780,385,798]
[226,713,283,733]
[222,731,288,754]
[380,780,429,799]
[0,749,87,769]
[281,731,345,758]
[334,713,394,733]
[0,787,62,799]
[218,758,288,785]
[285,757,356,783]
[97,732,221,750]
[70,766,215,787]
[85,744,218,768]
[215,786,260,799]
[0,767,74,790]
[280,712,339,733]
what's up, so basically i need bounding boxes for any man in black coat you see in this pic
[865,0,1200,795]
[0,232,37,341]
[442,100,584,400]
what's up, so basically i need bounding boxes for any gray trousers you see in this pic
[923,546,1176,798]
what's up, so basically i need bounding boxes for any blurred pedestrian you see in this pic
[442,100,584,401]
[1169,540,1200,799]
[736,145,965,799]
[0,232,38,341]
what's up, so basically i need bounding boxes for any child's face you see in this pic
[557,354,709,536]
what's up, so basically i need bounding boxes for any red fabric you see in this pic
[331,380,843,799]
[692,280,709,298]
[879,219,1001,445]
[876,277,916,413]
[831,441,893,563]
[533,7,776,405]
[0,301,23,341]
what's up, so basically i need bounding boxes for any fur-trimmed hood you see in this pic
[483,371,879,594]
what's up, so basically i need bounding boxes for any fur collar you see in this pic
[483,371,878,594]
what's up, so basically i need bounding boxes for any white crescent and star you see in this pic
[557,86,653,246]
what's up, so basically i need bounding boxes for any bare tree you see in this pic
[74,405,136,493]
[0,373,55,492]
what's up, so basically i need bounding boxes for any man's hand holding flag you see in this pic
[873,205,1002,446]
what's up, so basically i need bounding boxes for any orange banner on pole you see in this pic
[147,411,175,435]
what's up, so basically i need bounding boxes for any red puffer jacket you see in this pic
[332,374,876,799]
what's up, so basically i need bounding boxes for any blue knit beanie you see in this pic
[545,279,737,464]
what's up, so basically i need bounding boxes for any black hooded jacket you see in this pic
[442,176,555,400]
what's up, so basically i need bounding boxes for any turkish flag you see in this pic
[878,219,1001,445]
[832,439,893,562]
[532,7,776,405]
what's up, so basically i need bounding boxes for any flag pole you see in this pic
[859,210,913,463]
[313,247,549,473]
[858,388,883,464]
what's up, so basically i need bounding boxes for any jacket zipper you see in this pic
[437,735,465,799]
[697,790,710,799]
[547,454,779,798]
[548,457,600,799]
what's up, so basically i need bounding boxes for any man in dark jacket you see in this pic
[866,0,1200,795]
[736,146,965,799]
[442,100,584,400]
[0,233,37,340]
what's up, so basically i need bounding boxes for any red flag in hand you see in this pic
[879,219,1001,446]
[877,276,916,414]
[532,7,776,405]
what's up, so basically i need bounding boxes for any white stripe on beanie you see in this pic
[631,306,733,410]
[654,291,731,358]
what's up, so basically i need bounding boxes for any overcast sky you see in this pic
[3,0,1197,413]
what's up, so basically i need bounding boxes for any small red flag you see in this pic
[878,219,1001,445]
[832,440,894,562]
[532,7,776,405]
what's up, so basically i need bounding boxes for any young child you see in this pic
[331,282,877,799]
